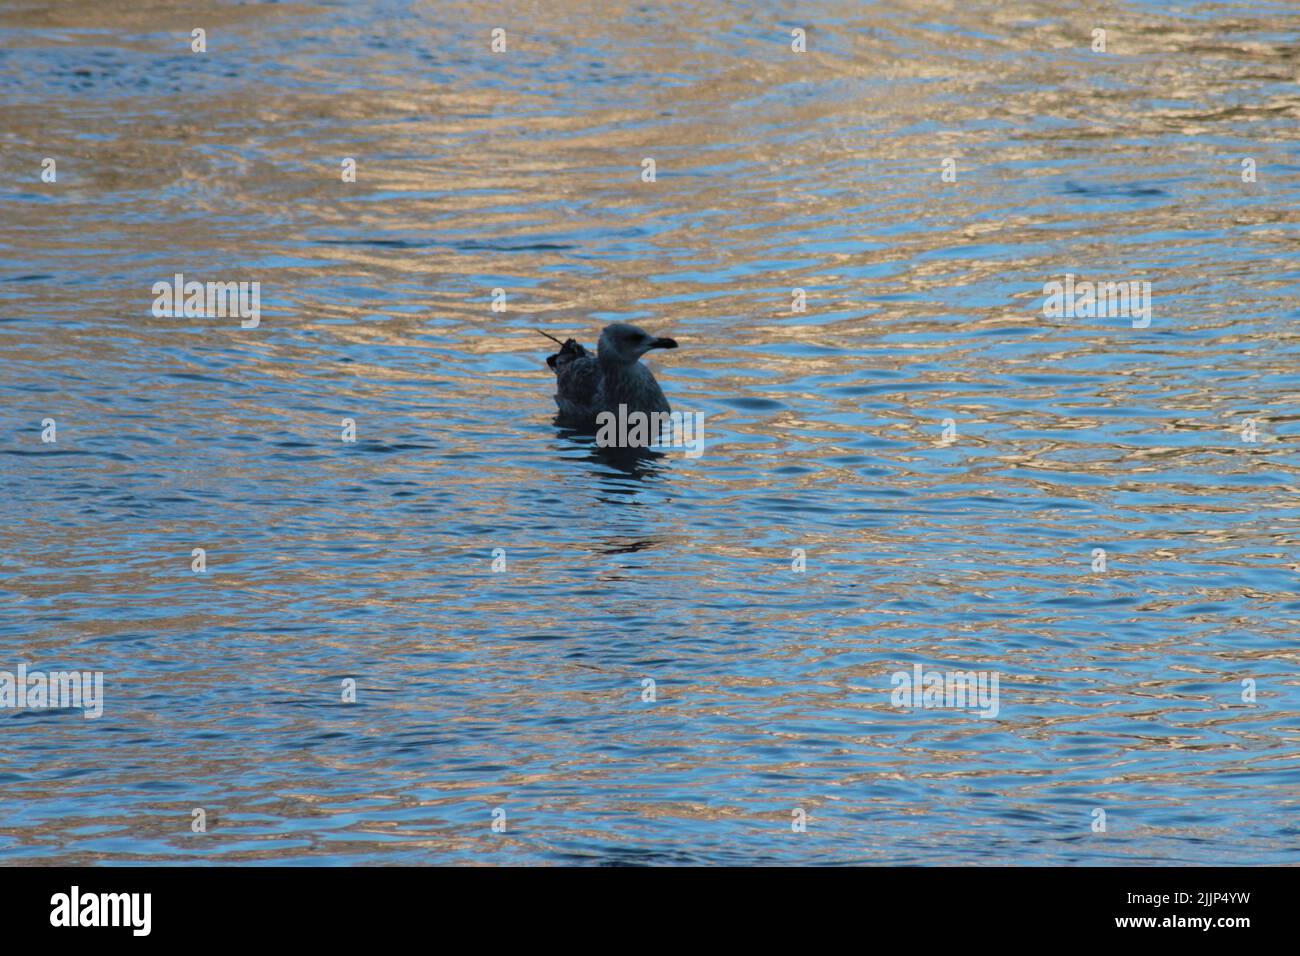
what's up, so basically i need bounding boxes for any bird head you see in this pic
[597,323,678,365]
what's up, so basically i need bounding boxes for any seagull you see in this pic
[539,323,678,425]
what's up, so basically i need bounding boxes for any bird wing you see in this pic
[545,339,602,414]
[555,350,602,411]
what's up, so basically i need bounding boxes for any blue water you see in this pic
[1,0,1298,864]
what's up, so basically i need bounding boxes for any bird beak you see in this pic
[649,337,678,350]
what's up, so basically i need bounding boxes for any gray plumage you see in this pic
[541,323,678,425]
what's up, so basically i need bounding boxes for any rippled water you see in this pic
[2,0,1299,865]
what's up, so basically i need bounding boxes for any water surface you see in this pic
[1,0,1299,864]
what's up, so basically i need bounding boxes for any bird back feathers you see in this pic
[544,336,587,371]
